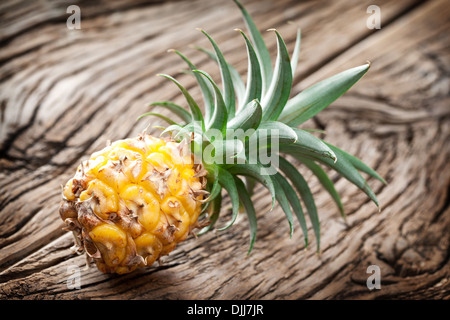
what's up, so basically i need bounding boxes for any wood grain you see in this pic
[0,0,449,299]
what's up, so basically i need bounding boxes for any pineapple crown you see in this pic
[139,0,386,252]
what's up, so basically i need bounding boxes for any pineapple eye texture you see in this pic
[60,135,206,274]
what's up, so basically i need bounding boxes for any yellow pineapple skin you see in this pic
[60,134,207,274]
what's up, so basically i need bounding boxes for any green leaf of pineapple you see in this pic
[290,27,301,78]
[272,173,295,238]
[228,163,276,209]
[280,128,337,161]
[278,157,320,251]
[198,29,237,118]
[137,112,179,126]
[261,29,292,121]
[256,120,298,145]
[291,144,379,208]
[146,101,192,124]
[168,50,215,123]
[235,29,263,108]
[233,0,272,93]
[193,70,228,134]
[197,192,222,235]
[227,99,262,131]
[298,157,345,219]
[194,45,245,112]
[325,142,386,184]
[278,64,370,126]
[157,74,205,130]
[274,172,308,245]
[217,167,241,231]
[234,177,258,254]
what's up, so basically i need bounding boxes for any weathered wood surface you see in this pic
[0,0,449,299]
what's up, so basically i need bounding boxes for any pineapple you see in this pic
[60,0,385,274]
[60,136,207,274]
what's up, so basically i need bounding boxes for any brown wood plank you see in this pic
[1,0,448,299]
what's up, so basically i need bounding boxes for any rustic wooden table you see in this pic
[0,0,449,299]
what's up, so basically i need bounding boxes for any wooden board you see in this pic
[0,0,449,299]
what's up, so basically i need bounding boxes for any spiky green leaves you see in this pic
[157,74,205,130]
[193,70,228,133]
[233,0,272,92]
[290,27,301,78]
[139,0,383,254]
[228,100,262,131]
[278,64,370,126]
[197,29,236,118]
[261,29,292,121]
[234,177,257,253]
[235,29,263,108]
